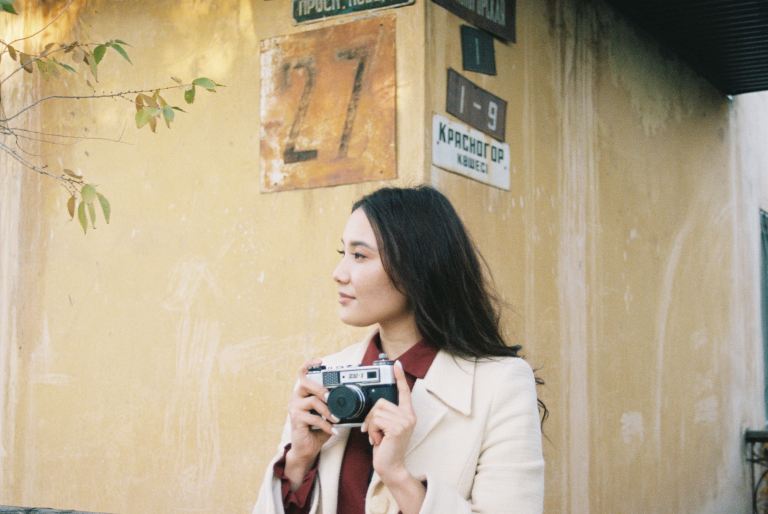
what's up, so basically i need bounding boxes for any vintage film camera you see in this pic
[307,354,398,427]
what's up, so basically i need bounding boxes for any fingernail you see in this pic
[330,414,340,423]
[323,392,330,402]
[368,436,373,445]
[395,360,403,369]
[332,428,339,436]
[360,423,367,433]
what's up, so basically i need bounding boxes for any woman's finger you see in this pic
[294,410,336,436]
[393,360,412,410]
[372,411,408,436]
[295,375,328,399]
[297,395,339,423]
[298,359,323,376]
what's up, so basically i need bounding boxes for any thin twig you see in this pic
[10,132,45,156]
[0,141,81,196]
[1,43,96,85]
[11,131,76,146]
[1,84,189,123]
[9,126,132,144]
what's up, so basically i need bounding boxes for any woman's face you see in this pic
[332,208,410,327]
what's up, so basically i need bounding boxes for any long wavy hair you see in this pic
[352,185,548,422]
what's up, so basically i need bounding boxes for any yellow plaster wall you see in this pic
[2,1,426,512]
[425,1,767,513]
[2,0,768,513]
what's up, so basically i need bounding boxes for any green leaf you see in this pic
[19,52,33,73]
[87,202,97,228]
[81,184,97,203]
[89,56,98,81]
[77,201,87,234]
[93,44,106,64]
[184,86,195,104]
[172,106,187,112]
[192,77,216,91]
[112,39,130,46]
[162,105,175,128]
[97,193,111,224]
[67,196,76,219]
[135,107,160,129]
[58,61,76,73]
[1,0,18,14]
[109,42,131,64]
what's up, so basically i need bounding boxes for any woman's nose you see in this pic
[332,257,349,284]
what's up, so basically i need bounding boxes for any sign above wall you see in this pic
[446,68,506,141]
[432,114,510,190]
[460,25,496,75]
[260,16,397,192]
[293,0,413,23]
[431,0,515,42]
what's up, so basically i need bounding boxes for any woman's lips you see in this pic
[338,292,355,304]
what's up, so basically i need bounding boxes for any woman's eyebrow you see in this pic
[341,239,377,251]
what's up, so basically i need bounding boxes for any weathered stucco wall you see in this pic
[1,0,767,513]
[2,1,427,512]
[425,1,767,513]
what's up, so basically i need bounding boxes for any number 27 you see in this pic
[280,45,371,163]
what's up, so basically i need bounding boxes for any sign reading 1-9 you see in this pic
[259,16,397,192]
[446,68,506,141]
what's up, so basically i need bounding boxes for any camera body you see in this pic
[307,354,398,427]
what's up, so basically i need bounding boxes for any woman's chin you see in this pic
[337,310,374,327]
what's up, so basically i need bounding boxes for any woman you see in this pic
[254,186,545,514]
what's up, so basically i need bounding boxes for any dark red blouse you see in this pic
[274,335,437,514]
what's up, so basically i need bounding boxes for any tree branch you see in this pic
[8,126,132,144]
[1,84,189,123]
[0,140,81,195]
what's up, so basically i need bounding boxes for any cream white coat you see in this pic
[253,338,544,514]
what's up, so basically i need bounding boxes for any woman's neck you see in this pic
[378,314,422,360]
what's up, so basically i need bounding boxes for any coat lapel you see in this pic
[406,350,475,455]
[366,350,476,501]
[405,350,475,456]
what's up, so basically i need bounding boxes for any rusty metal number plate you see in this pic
[259,16,397,192]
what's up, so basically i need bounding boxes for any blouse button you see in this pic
[369,494,390,514]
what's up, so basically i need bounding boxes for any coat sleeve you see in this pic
[252,415,321,513]
[418,359,544,514]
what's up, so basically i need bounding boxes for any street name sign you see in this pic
[432,113,510,190]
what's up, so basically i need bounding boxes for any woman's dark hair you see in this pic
[352,186,548,422]
[353,185,516,359]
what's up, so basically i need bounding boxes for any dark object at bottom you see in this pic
[745,430,768,514]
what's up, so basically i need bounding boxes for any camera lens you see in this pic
[327,385,365,420]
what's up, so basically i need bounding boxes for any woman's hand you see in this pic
[362,361,416,483]
[284,359,339,489]
[362,361,426,513]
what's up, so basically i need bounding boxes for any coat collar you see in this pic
[362,328,477,416]
[421,349,475,416]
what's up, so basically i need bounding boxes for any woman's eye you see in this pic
[336,249,345,256]
[353,252,366,260]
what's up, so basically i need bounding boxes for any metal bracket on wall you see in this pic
[745,430,768,514]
